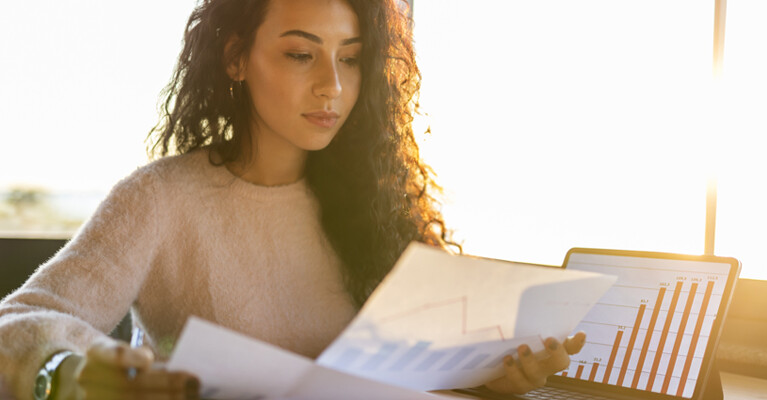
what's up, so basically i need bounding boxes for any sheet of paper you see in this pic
[316,243,617,391]
[290,362,452,400]
[166,317,311,399]
[166,317,452,400]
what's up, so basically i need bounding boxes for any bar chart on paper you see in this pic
[316,297,526,390]
[559,254,730,398]
[323,337,514,374]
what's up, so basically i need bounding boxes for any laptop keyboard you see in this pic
[520,386,612,400]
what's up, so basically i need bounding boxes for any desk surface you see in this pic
[721,372,767,400]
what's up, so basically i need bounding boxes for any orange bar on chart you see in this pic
[662,283,699,394]
[589,363,600,382]
[632,287,667,388]
[602,330,624,384]
[575,364,585,380]
[646,281,683,391]
[676,281,715,396]
[617,304,646,386]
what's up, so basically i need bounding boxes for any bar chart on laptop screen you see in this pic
[558,253,730,398]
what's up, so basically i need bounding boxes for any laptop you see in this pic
[454,247,740,400]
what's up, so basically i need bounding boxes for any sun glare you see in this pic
[0,1,764,278]
[413,0,766,278]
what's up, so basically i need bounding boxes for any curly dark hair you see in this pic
[149,0,457,307]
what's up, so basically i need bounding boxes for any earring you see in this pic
[230,80,244,100]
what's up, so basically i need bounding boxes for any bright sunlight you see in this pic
[0,1,765,278]
[412,0,767,278]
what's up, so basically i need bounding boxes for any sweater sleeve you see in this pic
[0,165,163,400]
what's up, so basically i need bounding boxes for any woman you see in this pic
[0,0,583,399]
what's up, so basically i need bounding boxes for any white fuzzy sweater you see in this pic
[0,150,357,400]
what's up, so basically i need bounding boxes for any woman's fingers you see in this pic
[540,337,572,373]
[135,371,200,394]
[516,345,548,387]
[485,335,588,395]
[86,339,154,370]
[485,355,538,394]
[81,385,195,400]
[79,366,198,393]
[77,359,130,390]
[78,340,200,399]
[485,340,572,395]
[563,331,587,355]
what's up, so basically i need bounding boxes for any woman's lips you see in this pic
[302,111,339,128]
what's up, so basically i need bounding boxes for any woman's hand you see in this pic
[484,332,587,395]
[56,338,200,400]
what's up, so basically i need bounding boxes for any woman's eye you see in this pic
[340,56,359,67]
[286,53,312,63]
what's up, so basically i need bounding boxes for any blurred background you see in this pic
[1,0,765,279]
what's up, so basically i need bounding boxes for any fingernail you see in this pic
[548,340,559,351]
[504,356,514,367]
[521,346,532,357]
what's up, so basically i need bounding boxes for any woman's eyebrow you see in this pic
[279,29,362,46]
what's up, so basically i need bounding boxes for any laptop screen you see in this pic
[556,249,740,399]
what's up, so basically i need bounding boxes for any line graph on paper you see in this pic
[560,253,730,399]
[378,295,508,341]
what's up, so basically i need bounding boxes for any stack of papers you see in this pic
[166,243,616,399]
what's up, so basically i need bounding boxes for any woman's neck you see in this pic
[226,128,308,187]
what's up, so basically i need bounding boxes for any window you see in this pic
[413,0,767,280]
[0,1,195,237]
[1,1,763,280]
[711,0,767,280]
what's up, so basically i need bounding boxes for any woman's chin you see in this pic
[299,134,339,152]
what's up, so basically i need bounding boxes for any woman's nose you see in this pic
[313,60,343,100]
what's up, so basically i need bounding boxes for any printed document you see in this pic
[167,242,616,399]
[316,243,616,390]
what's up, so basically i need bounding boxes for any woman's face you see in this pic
[241,0,362,152]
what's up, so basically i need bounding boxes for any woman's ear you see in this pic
[224,34,246,81]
